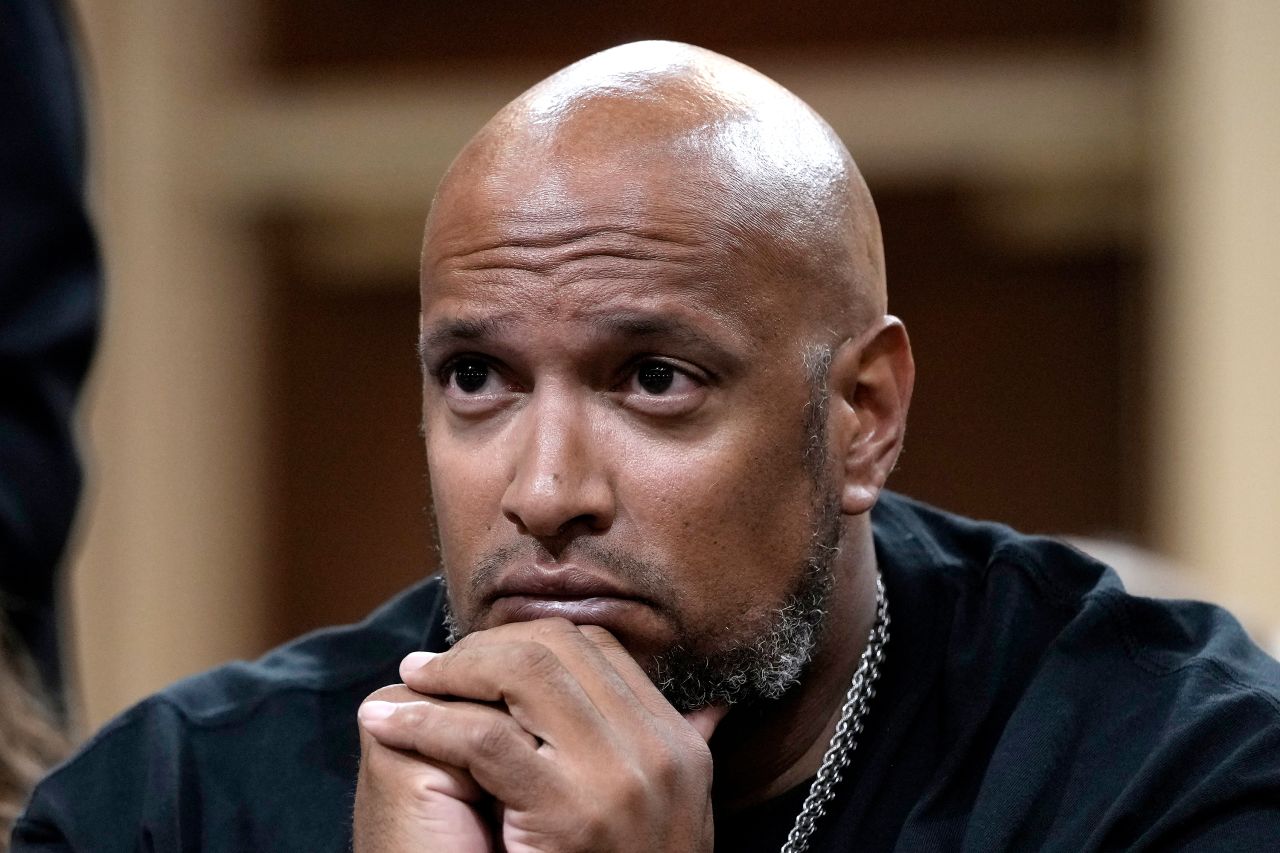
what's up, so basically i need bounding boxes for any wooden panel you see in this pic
[879,185,1145,537]
[264,226,434,644]
[255,0,1143,77]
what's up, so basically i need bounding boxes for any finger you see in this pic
[682,703,730,743]
[398,642,612,750]
[572,625,734,754]
[358,688,494,805]
[366,682,424,705]
[399,623,628,749]
[404,620,711,754]
[359,695,556,812]
[425,619,661,723]
[573,623,688,723]
[355,735,493,853]
[573,624,729,752]
[358,726,486,805]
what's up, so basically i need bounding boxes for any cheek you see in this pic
[426,431,506,572]
[617,416,817,611]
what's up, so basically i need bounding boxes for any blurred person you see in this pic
[0,0,98,843]
[15,42,1280,852]
[0,624,66,849]
[0,0,100,699]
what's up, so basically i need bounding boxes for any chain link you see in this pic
[779,574,889,853]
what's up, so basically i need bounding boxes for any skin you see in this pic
[354,41,914,852]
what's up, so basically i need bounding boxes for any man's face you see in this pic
[419,147,840,709]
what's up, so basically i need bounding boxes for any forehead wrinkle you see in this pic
[439,209,705,250]
[576,307,759,364]
[421,270,766,362]
[441,227,706,277]
[425,260,784,353]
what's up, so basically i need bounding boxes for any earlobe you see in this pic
[829,318,915,516]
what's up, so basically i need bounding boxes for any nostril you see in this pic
[503,508,529,535]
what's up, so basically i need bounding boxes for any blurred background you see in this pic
[61,0,1279,729]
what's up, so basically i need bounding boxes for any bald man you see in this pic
[15,42,1280,853]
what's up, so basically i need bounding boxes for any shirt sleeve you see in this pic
[10,812,74,852]
[9,702,185,853]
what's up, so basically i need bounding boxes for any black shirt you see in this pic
[14,494,1280,850]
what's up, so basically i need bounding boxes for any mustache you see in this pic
[466,540,678,606]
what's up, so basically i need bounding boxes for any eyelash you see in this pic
[435,356,703,393]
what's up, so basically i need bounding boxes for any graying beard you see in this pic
[443,603,461,646]
[647,501,838,713]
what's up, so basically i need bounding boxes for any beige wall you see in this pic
[64,0,1280,730]
[68,0,271,730]
[1148,0,1280,644]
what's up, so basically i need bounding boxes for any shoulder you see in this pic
[876,490,1280,713]
[872,490,1121,602]
[159,573,448,725]
[873,492,1280,849]
[13,577,448,852]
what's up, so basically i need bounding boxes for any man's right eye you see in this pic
[446,358,491,393]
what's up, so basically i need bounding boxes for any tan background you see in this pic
[63,0,1280,730]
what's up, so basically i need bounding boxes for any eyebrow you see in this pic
[586,311,734,355]
[418,314,514,369]
[418,309,747,371]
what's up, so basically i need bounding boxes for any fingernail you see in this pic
[359,701,396,722]
[400,651,437,676]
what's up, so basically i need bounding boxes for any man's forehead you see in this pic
[420,263,765,347]
[420,159,801,347]
[420,190,815,376]
[425,142,733,253]
[421,296,754,348]
[417,288,765,382]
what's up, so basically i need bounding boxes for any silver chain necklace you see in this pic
[780,574,890,853]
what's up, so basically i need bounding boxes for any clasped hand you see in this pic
[353,618,727,852]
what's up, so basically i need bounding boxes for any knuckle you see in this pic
[620,760,654,802]
[513,641,562,680]
[576,623,618,648]
[405,763,467,808]
[579,796,618,845]
[472,717,519,761]
[648,741,683,787]
[644,733,712,796]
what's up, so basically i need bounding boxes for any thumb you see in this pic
[683,703,730,743]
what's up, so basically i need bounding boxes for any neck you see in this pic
[710,525,879,810]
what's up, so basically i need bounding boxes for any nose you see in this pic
[501,389,615,543]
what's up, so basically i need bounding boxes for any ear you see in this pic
[829,317,915,516]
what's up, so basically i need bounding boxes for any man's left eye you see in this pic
[636,362,676,394]
[624,360,704,408]
[451,358,491,393]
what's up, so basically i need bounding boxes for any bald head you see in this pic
[424,41,885,335]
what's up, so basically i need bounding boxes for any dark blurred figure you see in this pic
[0,0,99,703]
